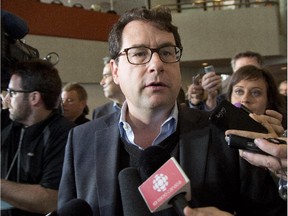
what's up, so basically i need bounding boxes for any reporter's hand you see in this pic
[239,138,287,180]
[260,110,284,137]
[187,84,204,105]
[201,72,221,111]
[184,206,232,216]
[201,72,222,93]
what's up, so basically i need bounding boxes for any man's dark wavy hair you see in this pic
[11,59,62,110]
[108,6,182,61]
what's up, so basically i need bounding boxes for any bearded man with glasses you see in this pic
[1,59,75,216]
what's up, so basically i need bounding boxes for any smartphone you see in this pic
[209,100,268,133]
[225,134,286,155]
[204,65,215,73]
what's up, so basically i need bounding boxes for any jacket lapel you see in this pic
[93,113,122,212]
[178,104,210,187]
[179,127,210,187]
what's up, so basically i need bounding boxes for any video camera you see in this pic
[1,10,39,90]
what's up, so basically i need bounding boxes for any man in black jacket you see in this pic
[1,59,75,216]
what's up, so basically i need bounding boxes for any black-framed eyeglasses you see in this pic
[116,45,183,65]
[7,88,34,97]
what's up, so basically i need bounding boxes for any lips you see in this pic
[146,82,168,88]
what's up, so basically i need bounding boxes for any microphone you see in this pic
[46,199,93,216]
[1,10,29,39]
[138,146,191,215]
[118,167,152,216]
[233,102,251,114]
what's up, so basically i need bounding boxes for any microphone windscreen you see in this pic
[118,167,151,216]
[57,199,93,216]
[233,102,241,108]
[2,10,29,39]
[138,145,171,181]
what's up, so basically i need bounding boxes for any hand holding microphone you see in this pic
[183,206,232,216]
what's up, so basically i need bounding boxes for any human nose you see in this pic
[100,77,105,86]
[240,91,251,104]
[148,51,164,72]
[1,93,10,109]
[2,93,9,100]
[150,50,163,62]
[62,99,69,105]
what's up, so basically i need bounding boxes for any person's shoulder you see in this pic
[179,103,210,128]
[94,102,114,111]
[76,111,120,131]
[93,102,119,119]
[74,115,90,125]
[48,112,76,129]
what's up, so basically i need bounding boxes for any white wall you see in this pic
[79,83,110,120]
[173,7,283,61]
[24,35,110,120]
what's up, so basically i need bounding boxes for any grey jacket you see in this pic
[58,104,286,216]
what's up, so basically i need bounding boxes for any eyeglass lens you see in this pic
[6,89,32,97]
[126,46,181,65]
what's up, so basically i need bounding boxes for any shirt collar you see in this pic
[119,101,178,147]
[113,102,122,111]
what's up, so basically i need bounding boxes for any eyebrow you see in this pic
[158,42,177,47]
[125,42,176,49]
[234,85,264,91]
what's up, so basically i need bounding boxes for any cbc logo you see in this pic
[153,174,168,192]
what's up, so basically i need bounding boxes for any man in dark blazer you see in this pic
[58,105,285,216]
[58,6,286,216]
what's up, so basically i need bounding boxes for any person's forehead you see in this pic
[62,90,79,98]
[9,74,21,88]
[121,20,175,47]
[235,57,260,69]
[102,64,111,75]
[235,78,267,89]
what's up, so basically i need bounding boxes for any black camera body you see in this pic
[1,10,39,90]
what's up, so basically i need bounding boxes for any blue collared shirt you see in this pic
[119,102,178,149]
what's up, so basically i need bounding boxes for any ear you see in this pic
[110,59,119,85]
[30,91,42,106]
[80,100,87,109]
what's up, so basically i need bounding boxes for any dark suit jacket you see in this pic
[74,114,90,126]
[58,104,286,216]
[92,102,119,119]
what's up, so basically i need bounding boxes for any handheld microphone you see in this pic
[138,146,191,215]
[118,167,152,216]
[1,10,29,39]
[46,199,93,216]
